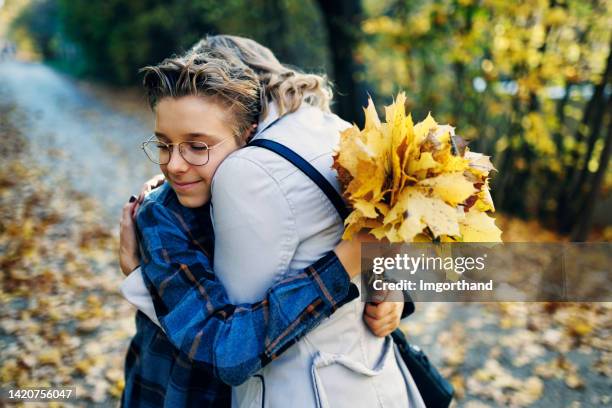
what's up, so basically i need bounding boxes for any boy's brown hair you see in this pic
[140,45,260,144]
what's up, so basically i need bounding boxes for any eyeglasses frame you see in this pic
[141,135,233,166]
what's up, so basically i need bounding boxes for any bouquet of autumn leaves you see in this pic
[333,93,502,243]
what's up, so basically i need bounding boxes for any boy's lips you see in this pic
[171,179,204,192]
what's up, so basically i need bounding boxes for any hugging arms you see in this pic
[120,181,411,386]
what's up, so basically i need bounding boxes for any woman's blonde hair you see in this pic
[189,35,333,121]
[140,45,260,143]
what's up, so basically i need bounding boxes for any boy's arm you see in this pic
[131,198,357,386]
[121,268,415,336]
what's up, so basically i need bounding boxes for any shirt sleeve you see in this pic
[119,267,160,326]
[136,199,357,386]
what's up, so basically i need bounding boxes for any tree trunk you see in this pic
[316,0,367,125]
[537,82,573,220]
[571,94,612,241]
[557,35,612,231]
[571,45,612,198]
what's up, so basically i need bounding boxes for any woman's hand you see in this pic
[119,196,140,276]
[137,174,166,203]
[363,301,404,337]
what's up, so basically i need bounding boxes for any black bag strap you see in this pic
[247,139,350,221]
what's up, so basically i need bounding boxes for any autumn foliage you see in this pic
[334,93,502,243]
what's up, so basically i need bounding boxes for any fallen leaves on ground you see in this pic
[0,100,134,405]
[406,300,611,407]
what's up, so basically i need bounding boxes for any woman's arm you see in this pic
[123,188,409,346]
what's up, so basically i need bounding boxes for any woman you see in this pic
[202,35,424,408]
[119,43,407,407]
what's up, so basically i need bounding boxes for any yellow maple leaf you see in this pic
[465,150,497,175]
[336,126,364,173]
[353,199,379,218]
[459,210,503,242]
[414,112,437,146]
[397,216,425,243]
[343,210,367,240]
[384,93,408,195]
[347,159,386,199]
[474,181,495,212]
[407,151,439,175]
[370,223,393,240]
[440,154,470,173]
[432,124,454,145]
[363,97,381,131]
[412,233,433,242]
[390,188,461,241]
[343,210,383,240]
[417,173,477,206]
[400,113,416,179]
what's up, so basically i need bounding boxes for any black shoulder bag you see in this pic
[249,138,454,408]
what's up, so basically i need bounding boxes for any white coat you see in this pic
[212,103,425,408]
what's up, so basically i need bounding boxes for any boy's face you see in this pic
[154,95,241,208]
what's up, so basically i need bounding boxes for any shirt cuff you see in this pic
[119,267,162,328]
[307,251,358,311]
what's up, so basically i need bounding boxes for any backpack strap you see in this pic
[248,139,350,221]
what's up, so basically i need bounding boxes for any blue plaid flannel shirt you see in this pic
[121,183,358,407]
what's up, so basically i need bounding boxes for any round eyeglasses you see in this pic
[142,136,231,166]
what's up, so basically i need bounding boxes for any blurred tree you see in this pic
[49,0,330,85]
[361,0,612,236]
[316,0,369,125]
[56,0,217,83]
[6,0,612,236]
[10,0,59,59]
[558,36,612,235]
[572,93,612,240]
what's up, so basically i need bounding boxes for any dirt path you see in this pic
[0,60,158,226]
[0,60,160,406]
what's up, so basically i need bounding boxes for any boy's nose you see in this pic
[166,146,189,174]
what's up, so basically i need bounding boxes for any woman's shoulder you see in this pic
[229,107,347,170]
[281,105,351,136]
[211,105,351,201]
[212,151,280,194]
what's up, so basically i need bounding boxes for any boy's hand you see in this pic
[363,301,404,337]
[119,196,140,276]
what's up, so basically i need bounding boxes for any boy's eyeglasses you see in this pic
[142,136,231,166]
